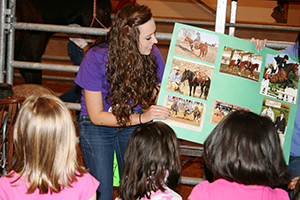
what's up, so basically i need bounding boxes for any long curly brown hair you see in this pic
[102,4,159,126]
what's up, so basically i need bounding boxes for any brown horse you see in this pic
[238,62,259,78]
[184,36,208,58]
[227,59,237,73]
[263,63,299,85]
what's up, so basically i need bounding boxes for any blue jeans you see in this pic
[288,156,300,198]
[78,115,139,200]
[67,40,84,66]
[59,41,84,103]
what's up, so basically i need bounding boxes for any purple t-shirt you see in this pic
[75,44,165,116]
[188,179,289,200]
[0,171,99,200]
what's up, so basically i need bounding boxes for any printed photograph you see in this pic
[166,57,214,100]
[209,99,252,125]
[220,47,262,82]
[260,97,291,148]
[173,27,219,63]
[260,54,299,104]
[163,95,205,132]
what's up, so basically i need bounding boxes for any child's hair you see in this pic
[118,121,181,200]
[10,94,86,194]
[294,178,300,200]
[204,110,291,187]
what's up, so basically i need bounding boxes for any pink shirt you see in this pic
[188,179,289,200]
[0,172,99,200]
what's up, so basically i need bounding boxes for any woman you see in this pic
[75,4,170,200]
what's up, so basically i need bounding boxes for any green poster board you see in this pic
[156,23,299,162]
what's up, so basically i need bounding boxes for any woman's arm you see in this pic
[85,89,170,127]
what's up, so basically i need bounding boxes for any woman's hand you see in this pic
[140,105,170,124]
[250,38,267,52]
[288,176,300,190]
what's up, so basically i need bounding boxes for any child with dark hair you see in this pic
[188,110,291,200]
[116,121,182,200]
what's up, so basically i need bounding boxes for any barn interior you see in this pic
[1,0,300,199]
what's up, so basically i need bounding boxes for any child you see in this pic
[116,121,182,200]
[188,110,291,200]
[0,94,99,199]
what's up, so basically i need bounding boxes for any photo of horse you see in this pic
[165,95,205,128]
[219,47,262,82]
[166,57,214,100]
[260,54,299,104]
[209,100,252,125]
[173,27,219,63]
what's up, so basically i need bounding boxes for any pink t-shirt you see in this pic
[0,172,99,200]
[188,179,289,200]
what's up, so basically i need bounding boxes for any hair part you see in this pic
[118,121,181,200]
[204,110,291,187]
[10,94,86,194]
[104,3,159,126]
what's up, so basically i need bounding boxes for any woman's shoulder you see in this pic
[85,43,109,58]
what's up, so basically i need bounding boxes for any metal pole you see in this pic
[229,0,237,36]
[6,0,15,85]
[0,0,8,82]
[215,0,228,34]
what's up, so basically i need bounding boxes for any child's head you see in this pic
[12,94,85,193]
[204,110,291,187]
[119,121,181,199]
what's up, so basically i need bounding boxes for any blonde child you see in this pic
[0,94,99,199]
[116,121,182,200]
[189,110,291,200]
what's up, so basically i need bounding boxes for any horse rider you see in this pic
[272,55,289,75]
[169,66,182,93]
[264,65,273,80]
[236,52,242,66]
[191,32,201,50]
[247,54,253,69]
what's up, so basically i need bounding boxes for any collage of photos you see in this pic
[209,100,252,124]
[157,22,299,147]
[163,95,205,132]
[260,97,291,148]
[166,57,214,100]
[220,47,263,82]
[260,53,299,104]
[174,27,220,63]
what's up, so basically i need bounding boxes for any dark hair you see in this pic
[204,110,291,187]
[118,122,181,200]
[92,4,159,126]
[294,179,300,200]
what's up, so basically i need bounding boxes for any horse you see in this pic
[15,0,112,84]
[184,36,208,58]
[238,62,259,78]
[263,63,299,86]
[192,106,201,122]
[170,101,179,118]
[227,59,238,73]
[181,69,211,100]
